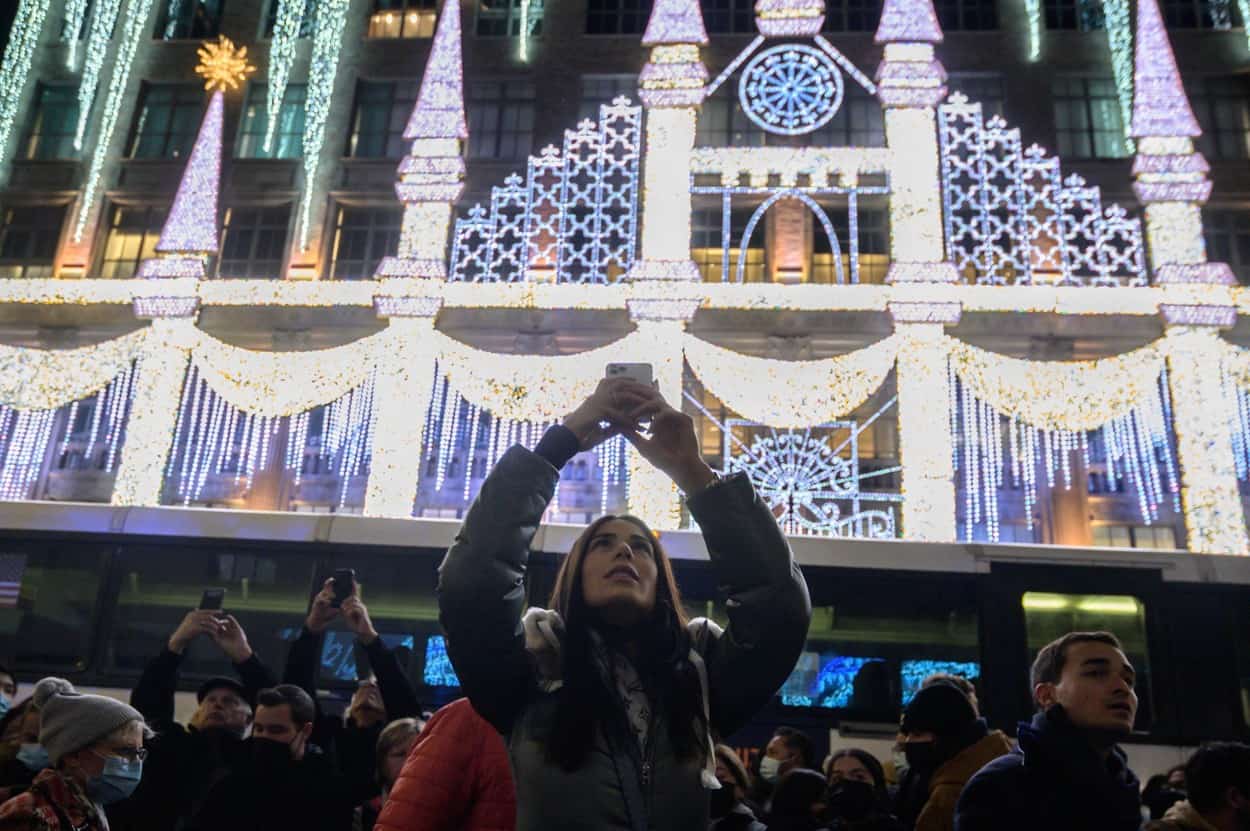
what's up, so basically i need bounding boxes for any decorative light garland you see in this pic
[1102,0,1134,155]
[1025,0,1041,61]
[265,0,306,154]
[61,0,91,69]
[297,0,350,250]
[0,0,52,178]
[74,0,159,243]
[74,0,124,151]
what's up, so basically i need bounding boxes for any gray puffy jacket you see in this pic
[438,444,811,831]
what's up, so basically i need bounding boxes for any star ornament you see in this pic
[195,36,256,92]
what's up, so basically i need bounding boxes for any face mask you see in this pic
[85,756,142,805]
[903,741,940,772]
[828,779,877,821]
[892,750,909,779]
[0,695,10,719]
[16,743,49,772]
[251,737,295,773]
[709,784,736,819]
[759,756,783,784]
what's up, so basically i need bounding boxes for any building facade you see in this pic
[0,0,1249,750]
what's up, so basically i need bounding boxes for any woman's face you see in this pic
[715,759,743,802]
[579,519,658,627]
[829,755,875,787]
[382,735,417,790]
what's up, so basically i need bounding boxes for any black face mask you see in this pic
[827,779,877,821]
[251,737,294,774]
[709,784,737,819]
[903,741,941,773]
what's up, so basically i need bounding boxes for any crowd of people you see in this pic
[0,379,1246,831]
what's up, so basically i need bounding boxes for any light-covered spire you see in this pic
[641,0,708,47]
[1130,0,1200,139]
[404,0,468,141]
[155,90,223,256]
[874,0,943,43]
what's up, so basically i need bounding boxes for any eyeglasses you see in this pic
[97,747,148,764]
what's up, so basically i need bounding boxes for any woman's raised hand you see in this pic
[619,390,717,494]
[562,377,657,452]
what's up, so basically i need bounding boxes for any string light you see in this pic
[265,0,306,153]
[0,0,51,180]
[297,0,350,250]
[61,0,90,69]
[75,0,159,243]
[1130,0,1201,140]
[73,0,123,151]
[195,36,256,93]
[1102,0,1134,155]
[1025,0,1041,61]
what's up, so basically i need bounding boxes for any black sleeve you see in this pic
[130,648,184,724]
[362,637,422,720]
[438,444,557,733]
[283,626,321,701]
[234,652,278,706]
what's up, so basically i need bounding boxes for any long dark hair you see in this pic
[544,514,706,771]
[828,748,890,805]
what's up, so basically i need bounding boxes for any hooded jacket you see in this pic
[914,728,1012,831]
[437,434,811,831]
[953,706,1142,831]
[374,698,515,831]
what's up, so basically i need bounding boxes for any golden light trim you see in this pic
[195,35,256,93]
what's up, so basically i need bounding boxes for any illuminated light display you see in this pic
[1025,0,1041,60]
[74,0,159,243]
[901,660,979,704]
[265,0,306,153]
[874,0,942,43]
[894,323,957,541]
[738,44,843,136]
[195,36,256,93]
[61,0,90,69]
[74,0,123,151]
[642,0,709,47]
[1130,0,1201,140]
[0,0,50,177]
[153,91,224,259]
[297,0,350,250]
[1103,0,1134,154]
[754,0,825,36]
[0,328,147,410]
[780,653,885,708]
[939,97,1147,287]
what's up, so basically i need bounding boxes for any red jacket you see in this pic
[375,698,515,831]
[0,769,108,831]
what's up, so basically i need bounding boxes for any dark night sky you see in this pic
[0,0,17,61]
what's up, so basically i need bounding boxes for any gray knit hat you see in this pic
[34,678,144,764]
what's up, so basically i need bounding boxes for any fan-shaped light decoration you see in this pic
[430,329,651,422]
[0,329,148,411]
[682,334,900,428]
[195,35,256,93]
[947,339,1166,432]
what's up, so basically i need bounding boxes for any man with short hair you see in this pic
[752,726,818,814]
[921,673,979,715]
[954,631,1142,831]
[1146,742,1250,831]
[109,610,277,831]
[187,684,361,831]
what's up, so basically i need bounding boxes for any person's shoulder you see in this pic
[958,749,1026,801]
[0,789,54,829]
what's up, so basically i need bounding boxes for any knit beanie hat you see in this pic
[34,678,145,764]
[901,680,977,737]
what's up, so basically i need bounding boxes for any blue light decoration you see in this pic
[448,97,641,284]
[738,43,843,136]
[320,631,415,682]
[780,653,885,708]
[900,660,980,705]
[424,635,461,687]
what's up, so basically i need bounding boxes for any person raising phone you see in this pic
[437,376,812,831]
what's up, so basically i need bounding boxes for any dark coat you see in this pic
[109,647,277,831]
[185,745,360,831]
[437,440,812,831]
[953,706,1142,831]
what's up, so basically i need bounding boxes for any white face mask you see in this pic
[892,750,909,777]
[759,756,783,784]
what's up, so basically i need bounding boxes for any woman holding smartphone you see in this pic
[437,377,811,831]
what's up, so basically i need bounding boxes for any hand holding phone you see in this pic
[331,568,356,609]
[199,588,226,611]
[605,362,654,388]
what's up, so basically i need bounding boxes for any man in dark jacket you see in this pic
[110,609,277,831]
[1145,742,1250,831]
[284,580,422,802]
[954,631,1142,831]
[186,684,363,831]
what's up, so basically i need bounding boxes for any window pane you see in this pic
[25,85,81,161]
[0,547,109,671]
[1023,592,1152,728]
[237,83,306,159]
[157,0,224,39]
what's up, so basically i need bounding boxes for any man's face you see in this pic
[765,736,800,777]
[253,704,311,760]
[1036,641,1138,735]
[192,688,252,736]
[578,519,659,627]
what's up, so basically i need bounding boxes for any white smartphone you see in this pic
[605,362,654,387]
